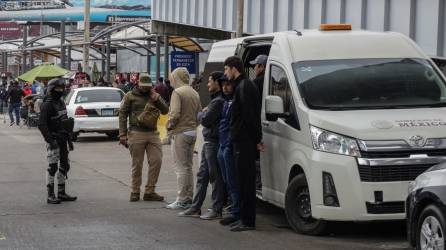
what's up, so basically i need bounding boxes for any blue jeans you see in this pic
[191,141,225,212]
[8,102,20,125]
[217,144,240,219]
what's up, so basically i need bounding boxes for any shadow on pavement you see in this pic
[75,134,119,143]
[256,199,407,240]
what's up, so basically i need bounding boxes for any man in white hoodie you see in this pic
[166,67,202,209]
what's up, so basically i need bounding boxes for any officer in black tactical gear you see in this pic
[38,78,77,204]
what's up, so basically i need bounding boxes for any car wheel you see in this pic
[285,173,328,235]
[106,131,119,140]
[71,132,79,142]
[416,204,445,250]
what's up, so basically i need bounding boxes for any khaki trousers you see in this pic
[128,131,162,194]
[171,133,196,202]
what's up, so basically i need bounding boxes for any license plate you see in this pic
[101,109,114,116]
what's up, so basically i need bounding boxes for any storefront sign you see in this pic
[171,51,198,74]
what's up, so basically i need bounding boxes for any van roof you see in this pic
[208,30,426,63]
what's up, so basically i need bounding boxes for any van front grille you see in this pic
[358,164,434,182]
[360,149,446,158]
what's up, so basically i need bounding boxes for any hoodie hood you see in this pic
[170,67,190,89]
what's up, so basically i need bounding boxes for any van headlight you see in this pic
[310,126,361,157]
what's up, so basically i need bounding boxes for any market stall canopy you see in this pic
[18,63,69,83]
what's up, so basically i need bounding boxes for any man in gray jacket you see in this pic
[178,71,226,219]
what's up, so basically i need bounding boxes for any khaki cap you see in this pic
[139,73,153,87]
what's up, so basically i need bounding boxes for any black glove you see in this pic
[49,140,59,150]
[68,141,74,151]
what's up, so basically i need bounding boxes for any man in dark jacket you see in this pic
[38,78,77,204]
[250,54,268,190]
[5,81,24,126]
[0,82,6,114]
[217,76,240,226]
[250,54,267,97]
[179,71,226,219]
[223,56,262,232]
[154,77,170,102]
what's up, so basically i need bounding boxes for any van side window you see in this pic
[269,65,300,130]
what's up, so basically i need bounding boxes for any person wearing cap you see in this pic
[166,67,202,210]
[178,71,226,219]
[119,73,169,202]
[250,54,268,97]
[250,55,268,190]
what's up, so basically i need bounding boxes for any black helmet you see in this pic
[47,78,65,93]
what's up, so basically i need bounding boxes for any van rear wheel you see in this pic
[285,174,328,235]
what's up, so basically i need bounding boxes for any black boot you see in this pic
[58,184,77,202]
[47,184,61,204]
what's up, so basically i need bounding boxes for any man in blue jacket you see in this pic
[178,71,226,219]
[224,56,263,232]
[217,76,240,227]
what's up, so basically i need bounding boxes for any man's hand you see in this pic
[257,142,266,152]
[150,88,160,102]
[202,107,208,112]
[119,136,128,148]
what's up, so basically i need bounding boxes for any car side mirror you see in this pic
[265,95,288,121]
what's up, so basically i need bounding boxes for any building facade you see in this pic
[152,0,446,58]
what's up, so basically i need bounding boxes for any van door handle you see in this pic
[262,121,269,127]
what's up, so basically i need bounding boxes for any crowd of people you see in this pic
[0,71,175,127]
[2,54,269,233]
[0,79,48,127]
[118,55,268,232]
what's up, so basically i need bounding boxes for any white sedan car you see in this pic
[65,87,124,141]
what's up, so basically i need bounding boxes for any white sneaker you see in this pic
[166,200,192,210]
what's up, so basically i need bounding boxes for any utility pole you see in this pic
[164,36,169,80]
[83,0,90,73]
[22,24,28,74]
[60,21,66,69]
[236,0,244,38]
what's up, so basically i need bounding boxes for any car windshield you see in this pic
[293,58,446,110]
[75,89,123,104]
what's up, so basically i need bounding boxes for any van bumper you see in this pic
[308,151,407,221]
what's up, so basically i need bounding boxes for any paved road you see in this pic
[0,118,411,250]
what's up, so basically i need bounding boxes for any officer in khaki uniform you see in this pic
[119,73,169,202]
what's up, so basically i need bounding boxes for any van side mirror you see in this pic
[265,95,288,121]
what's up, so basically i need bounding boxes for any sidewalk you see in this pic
[0,119,409,250]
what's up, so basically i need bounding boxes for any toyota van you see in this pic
[202,24,446,235]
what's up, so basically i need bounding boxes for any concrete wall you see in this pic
[152,0,446,58]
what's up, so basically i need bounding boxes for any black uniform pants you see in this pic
[47,139,70,185]
[233,141,257,227]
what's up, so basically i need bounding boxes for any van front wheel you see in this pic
[285,174,328,235]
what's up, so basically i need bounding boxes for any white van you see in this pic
[203,25,446,235]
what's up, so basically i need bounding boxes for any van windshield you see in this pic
[293,58,446,110]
